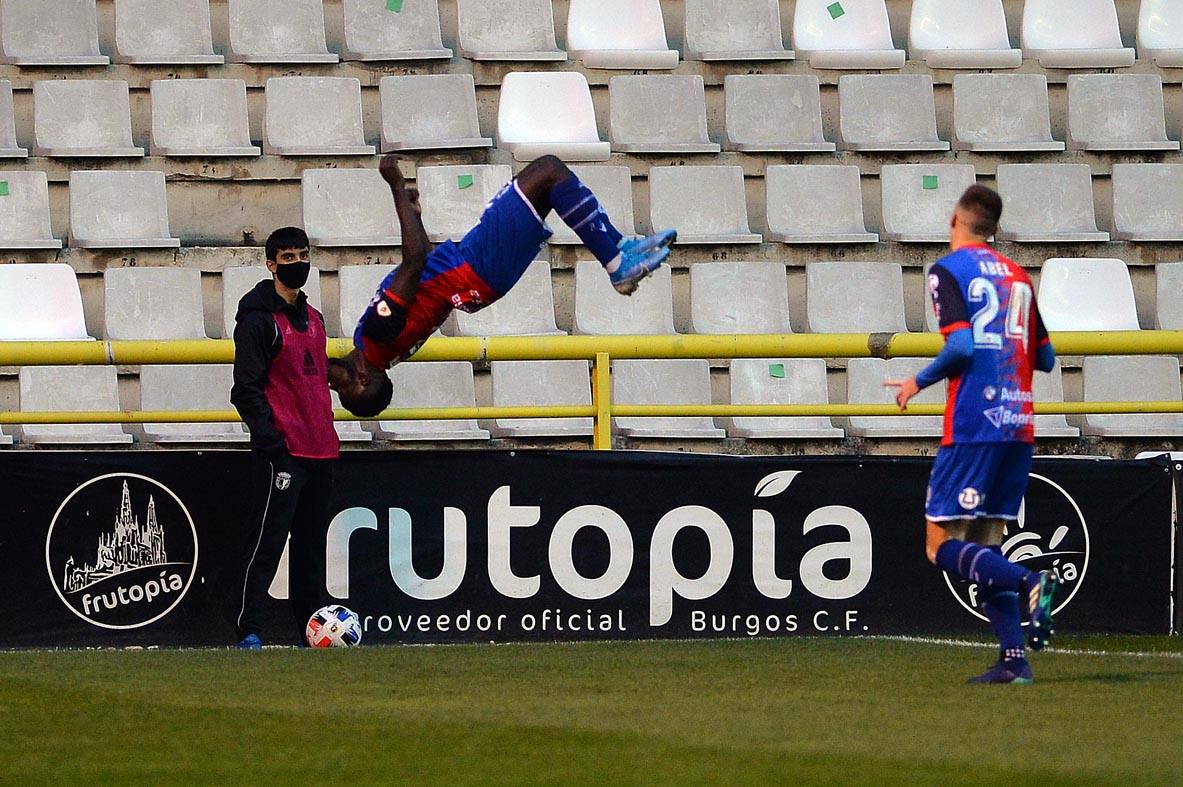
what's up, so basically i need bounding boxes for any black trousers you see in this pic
[235,451,335,641]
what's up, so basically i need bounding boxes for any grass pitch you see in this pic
[2,637,1181,785]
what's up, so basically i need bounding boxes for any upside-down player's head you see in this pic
[327,350,393,418]
[951,184,1003,244]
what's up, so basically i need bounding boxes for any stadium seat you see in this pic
[689,262,791,334]
[995,165,1108,243]
[1138,0,1183,67]
[452,260,562,337]
[456,0,564,61]
[379,75,492,152]
[417,164,513,243]
[566,0,679,70]
[608,76,719,154]
[302,169,401,247]
[0,263,88,339]
[1111,164,1183,241]
[806,262,907,333]
[574,261,674,335]
[373,362,489,441]
[1037,258,1139,332]
[1156,262,1183,329]
[69,171,180,249]
[489,361,593,438]
[951,74,1064,152]
[137,365,248,443]
[0,0,108,65]
[728,359,843,439]
[1021,0,1135,68]
[879,164,976,243]
[331,390,373,442]
[150,79,260,157]
[0,172,61,249]
[648,166,761,244]
[612,360,724,439]
[32,81,144,158]
[113,0,222,64]
[838,75,948,152]
[227,0,338,63]
[263,78,374,156]
[683,0,794,61]
[14,366,131,445]
[1082,356,1183,437]
[765,165,877,244]
[845,358,944,438]
[341,0,452,61]
[337,264,395,338]
[791,0,905,70]
[908,0,1022,69]
[221,265,323,338]
[1066,75,1178,151]
[496,72,610,162]
[723,75,834,153]
[1032,362,1080,439]
[104,267,207,340]
[549,165,637,244]
[0,81,25,157]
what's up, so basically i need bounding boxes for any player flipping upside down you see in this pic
[885,185,1060,685]
[328,154,675,416]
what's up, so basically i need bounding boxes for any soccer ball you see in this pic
[305,605,362,648]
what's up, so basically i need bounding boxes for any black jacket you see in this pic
[230,279,312,455]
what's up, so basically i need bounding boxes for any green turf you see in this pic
[2,637,1181,785]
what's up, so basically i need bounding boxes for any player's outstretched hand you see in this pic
[883,377,920,411]
[379,154,405,189]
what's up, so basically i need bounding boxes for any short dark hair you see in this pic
[265,227,309,262]
[957,185,1003,239]
[334,361,393,418]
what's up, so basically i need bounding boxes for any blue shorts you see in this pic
[925,443,1034,522]
[457,181,552,296]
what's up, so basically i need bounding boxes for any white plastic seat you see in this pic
[612,360,724,439]
[879,164,976,243]
[566,0,679,70]
[373,362,489,441]
[766,165,877,244]
[0,81,25,157]
[489,361,593,437]
[227,0,338,63]
[15,366,131,445]
[838,75,948,152]
[1139,0,1183,67]
[792,0,905,70]
[0,172,61,249]
[105,267,207,340]
[380,75,492,152]
[689,262,790,334]
[114,0,222,64]
[1,0,108,65]
[0,264,88,339]
[1082,356,1183,437]
[331,390,373,442]
[452,260,562,336]
[609,76,719,154]
[549,165,637,244]
[574,261,673,335]
[1067,75,1178,151]
[806,261,907,333]
[138,365,248,443]
[952,74,1064,152]
[221,266,323,338]
[1037,258,1140,332]
[1112,164,1183,241]
[995,165,1108,243]
[69,171,180,249]
[337,264,395,338]
[1032,361,1080,439]
[729,358,843,439]
[683,0,794,61]
[264,78,374,156]
[457,0,564,61]
[150,79,260,157]
[1156,262,1183,329]
[1021,0,1135,68]
[649,166,761,244]
[497,72,610,162]
[723,75,834,153]
[417,164,513,243]
[302,169,401,247]
[32,81,144,158]
[341,0,452,61]
[909,0,1022,69]
[846,358,944,438]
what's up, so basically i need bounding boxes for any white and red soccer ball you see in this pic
[305,605,362,648]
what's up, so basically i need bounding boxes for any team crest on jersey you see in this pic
[958,487,982,509]
[376,301,392,317]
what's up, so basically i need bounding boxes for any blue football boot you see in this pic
[237,633,262,651]
[610,229,677,295]
[1024,570,1059,651]
[968,659,1034,685]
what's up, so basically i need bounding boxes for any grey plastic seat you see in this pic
[452,260,562,337]
[227,0,338,63]
[1112,164,1183,241]
[729,359,843,439]
[489,361,593,438]
[0,172,61,249]
[341,0,452,61]
[69,171,180,249]
[683,0,794,61]
[33,81,144,158]
[105,267,206,340]
[909,0,1022,69]
[766,165,876,244]
[1156,262,1183,329]
[567,0,679,70]
[373,362,489,441]
[838,75,948,152]
[689,262,790,334]
[264,78,374,156]
[1082,356,1183,437]
[457,0,564,61]
[337,264,395,338]
[806,262,907,333]
[549,165,637,244]
[1139,0,1183,67]
[574,261,673,335]
[1067,75,1178,151]
[380,75,492,152]
[150,79,259,156]
[222,265,323,338]
[609,76,719,154]
[417,164,513,243]
[15,366,131,445]
[995,165,1108,243]
[497,72,611,162]
[302,169,402,247]
[879,165,976,243]
[1,81,27,157]
[138,365,248,443]
[1037,258,1139,332]
[723,75,834,153]
[114,0,222,64]
[1032,362,1079,438]
[613,360,724,439]
[0,264,88,339]
[846,358,944,438]
[1022,0,1135,68]
[792,0,905,70]
[1,0,108,65]
[649,166,761,244]
[952,74,1063,152]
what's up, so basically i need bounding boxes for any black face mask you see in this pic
[275,261,310,289]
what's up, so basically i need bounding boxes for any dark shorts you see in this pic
[926,443,1034,522]
[459,181,552,296]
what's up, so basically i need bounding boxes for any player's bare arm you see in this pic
[378,154,432,306]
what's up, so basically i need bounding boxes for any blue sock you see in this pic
[935,539,1033,593]
[981,583,1026,663]
[549,174,623,268]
